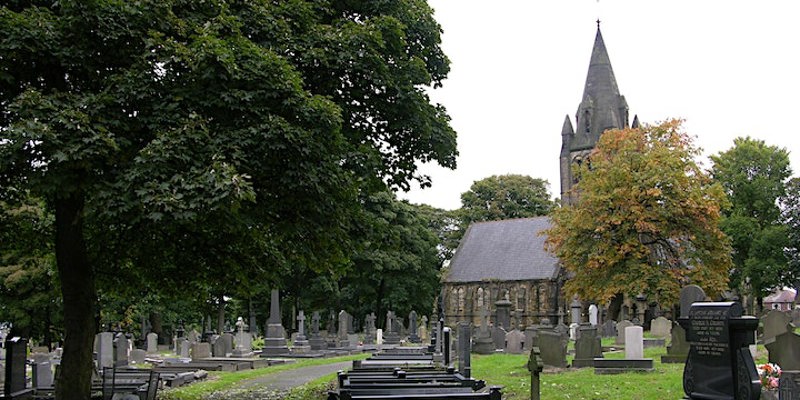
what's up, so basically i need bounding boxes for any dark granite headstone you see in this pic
[491,326,507,350]
[5,337,27,395]
[408,311,421,343]
[457,322,471,378]
[778,370,800,400]
[661,321,689,363]
[572,324,602,368]
[765,330,800,370]
[679,285,706,318]
[536,328,568,368]
[495,298,512,330]
[680,301,760,400]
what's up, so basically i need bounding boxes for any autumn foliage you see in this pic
[545,120,731,306]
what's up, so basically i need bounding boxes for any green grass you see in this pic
[471,342,771,400]
[160,353,368,400]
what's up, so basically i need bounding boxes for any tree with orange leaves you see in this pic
[545,119,731,306]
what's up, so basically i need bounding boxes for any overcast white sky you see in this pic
[399,1,800,210]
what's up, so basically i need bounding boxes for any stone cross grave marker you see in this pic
[292,310,311,353]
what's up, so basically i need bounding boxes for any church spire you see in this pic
[572,24,629,150]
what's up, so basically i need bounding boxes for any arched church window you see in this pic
[477,288,484,309]
[517,286,526,310]
[457,288,465,314]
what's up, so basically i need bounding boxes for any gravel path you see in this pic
[233,361,352,390]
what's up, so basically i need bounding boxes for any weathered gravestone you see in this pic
[457,322,471,378]
[362,313,376,345]
[187,329,200,344]
[419,315,429,343]
[113,333,129,366]
[572,324,602,368]
[527,345,544,400]
[505,329,526,354]
[130,349,146,364]
[650,316,672,338]
[408,311,421,343]
[495,297,512,330]
[588,304,599,326]
[191,342,211,360]
[763,312,800,370]
[473,306,494,355]
[337,310,350,348]
[600,319,616,338]
[662,285,707,363]
[778,370,800,400]
[31,353,53,389]
[216,332,234,357]
[570,298,582,325]
[234,317,255,357]
[680,302,760,400]
[536,325,568,368]
[96,332,114,369]
[292,310,311,353]
[383,311,401,345]
[262,289,289,356]
[762,309,793,344]
[491,326,507,350]
[594,325,653,374]
[615,320,633,345]
[178,338,190,358]
[309,311,326,350]
[146,332,158,353]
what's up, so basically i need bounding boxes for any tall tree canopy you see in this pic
[0,1,456,398]
[459,174,556,227]
[545,120,731,306]
[780,177,800,304]
[710,137,792,305]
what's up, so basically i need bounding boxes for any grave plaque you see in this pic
[680,302,760,400]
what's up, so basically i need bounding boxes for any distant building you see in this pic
[764,288,797,311]
[443,24,638,328]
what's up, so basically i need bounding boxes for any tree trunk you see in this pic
[54,191,96,400]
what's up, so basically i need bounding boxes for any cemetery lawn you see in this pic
[159,353,368,400]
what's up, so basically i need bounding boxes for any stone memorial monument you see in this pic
[408,311,421,343]
[309,311,326,351]
[473,306,494,354]
[680,301,760,400]
[572,324,602,368]
[292,310,311,353]
[261,289,289,356]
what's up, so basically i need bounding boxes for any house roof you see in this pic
[764,288,797,304]
[445,217,560,283]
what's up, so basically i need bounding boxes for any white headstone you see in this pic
[649,316,672,338]
[588,305,599,326]
[624,326,644,359]
[376,328,383,345]
[146,333,158,353]
[568,323,579,340]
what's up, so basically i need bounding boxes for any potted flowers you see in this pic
[758,362,781,399]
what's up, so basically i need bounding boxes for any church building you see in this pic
[442,24,637,328]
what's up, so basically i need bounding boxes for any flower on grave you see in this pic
[757,363,782,390]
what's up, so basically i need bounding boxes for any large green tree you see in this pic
[460,174,556,227]
[778,177,800,304]
[710,136,792,307]
[0,1,455,398]
[545,120,731,306]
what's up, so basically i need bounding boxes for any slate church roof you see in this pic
[444,217,559,283]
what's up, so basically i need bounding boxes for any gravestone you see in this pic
[337,310,350,348]
[262,289,289,356]
[778,370,800,400]
[113,333,129,366]
[383,311,401,345]
[572,324,602,368]
[662,285,706,364]
[218,333,234,357]
[570,298,582,325]
[130,349,146,364]
[178,338,190,358]
[233,317,255,357]
[527,345,544,400]
[293,310,311,353]
[588,304,598,326]
[473,306,494,354]
[31,353,53,389]
[362,313,376,345]
[764,324,800,370]
[309,311,326,350]
[568,323,579,341]
[600,320,616,338]
[187,329,200,344]
[5,337,28,395]
[615,320,633,345]
[191,342,211,360]
[650,316,672,338]
[146,332,158,353]
[505,329,526,354]
[491,326,507,350]
[408,311,421,343]
[495,297,512,329]
[419,315,429,343]
[376,328,383,345]
[96,332,114,369]
[762,309,793,343]
[536,327,568,368]
[680,301,760,400]
[457,322,471,378]
[625,326,644,359]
